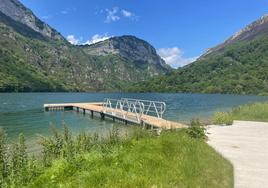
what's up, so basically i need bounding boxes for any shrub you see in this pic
[186,119,207,140]
[213,112,233,125]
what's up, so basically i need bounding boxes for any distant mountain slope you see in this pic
[0,0,170,92]
[0,0,63,40]
[129,14,268,95]
[202,14,268,58]
[83,36,170,71]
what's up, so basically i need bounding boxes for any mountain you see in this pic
[0,0,170,92]
[0,0,63,40]
[129,14,268,95]
[202,14,268,58]
[82,36,170,71]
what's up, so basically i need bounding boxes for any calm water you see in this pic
[0,93,268,151]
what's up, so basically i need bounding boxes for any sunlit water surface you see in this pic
[1,93,268,152]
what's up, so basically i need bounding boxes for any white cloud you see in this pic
[60,8,76,15]
[84,34,112,45]
[105,7,120,23]
[121,9,132,17]
[157,47,198,68]
[121,9,138,21]
[41,15,52,20]
[67,34,112,45]
[61,10,68,14]
[104,7,138,23]
[67,35,81,45]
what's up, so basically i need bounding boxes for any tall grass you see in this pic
[0,125,233,188]
[213,102,268,125]
[0,130,40,187]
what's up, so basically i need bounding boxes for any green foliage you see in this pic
[0,48,67,92]
[0,131,41,188]
[10,134,29,185]
[29,130,233,188]
[0,17,169,92]
[39,125,76,166]
[0,126,233,188]
[129,36,268,95]
[213,112,233,125]
[213,102,268,124]
[186,119,207,140]
[230,102,268,122]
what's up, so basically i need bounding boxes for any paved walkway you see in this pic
[207,121,268,188]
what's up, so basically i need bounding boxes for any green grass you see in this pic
[213,102,268,125]
[27,129,233,188]
[0,126,233,187]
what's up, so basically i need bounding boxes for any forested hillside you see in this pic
[129,15,268,95]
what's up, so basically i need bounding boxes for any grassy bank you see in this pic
[0,126,233,188]
[213,102,268,125]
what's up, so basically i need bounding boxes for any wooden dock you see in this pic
[44,99,187,129]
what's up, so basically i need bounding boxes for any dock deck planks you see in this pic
[44,102,187,129]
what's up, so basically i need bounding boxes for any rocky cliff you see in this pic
[0,0,171,92]
[0,0,64,40]
[83,36,170,70]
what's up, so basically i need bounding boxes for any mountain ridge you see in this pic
[82,35,171,71]
[0,0,64,40]
[202,14,268,58]
[0,0,171,92]
[129,13,268,95]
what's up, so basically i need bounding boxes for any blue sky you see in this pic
[20,0,268,68]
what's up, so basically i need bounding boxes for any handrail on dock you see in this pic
[102,98,166,123]
[121,98,166,118]
[43,98,186,129]
[103,98,145,123]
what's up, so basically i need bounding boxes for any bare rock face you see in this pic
[202,14,268,58]
[0,0,63,40]
[0,0,171,91]
[83,35,171,70]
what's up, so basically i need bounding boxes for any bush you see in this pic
[213,112,233,125]
[186,119,207,140]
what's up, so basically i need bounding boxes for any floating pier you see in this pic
[44,98,187,129]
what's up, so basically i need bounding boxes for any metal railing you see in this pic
[102,98,166,123]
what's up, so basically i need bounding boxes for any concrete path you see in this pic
[207,121,268,188]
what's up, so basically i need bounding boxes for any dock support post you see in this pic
[125,120,127,125]
[76,107,79,112]
[91,110,93,118]
[141,120,145,129]
[100,113,105,120]
[83,109,85,115]
[113,117,115,122]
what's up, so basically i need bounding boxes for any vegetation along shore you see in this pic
[0,122,233,188]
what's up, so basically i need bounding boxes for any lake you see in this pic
[0,93,268,151]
